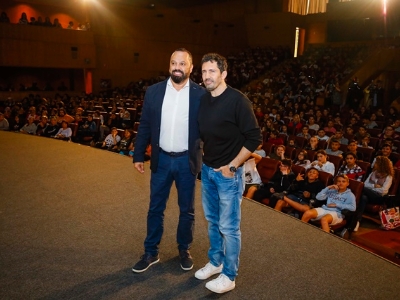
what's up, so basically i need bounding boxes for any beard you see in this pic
[170,70,188,84]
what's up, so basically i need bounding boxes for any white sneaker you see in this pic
[205,274,235,294]
[194,262,223,280]
[353,221,360,232]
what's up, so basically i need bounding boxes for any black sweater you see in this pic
[198,86,262,168]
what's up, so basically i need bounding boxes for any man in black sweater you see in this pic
[195,53,262,294]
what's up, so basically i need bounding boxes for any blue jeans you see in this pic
[201,163,243,281]
[144,151,196,256]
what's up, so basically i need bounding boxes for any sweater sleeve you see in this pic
[316,187,330,201]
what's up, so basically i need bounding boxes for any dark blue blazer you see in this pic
[133,79,206,174]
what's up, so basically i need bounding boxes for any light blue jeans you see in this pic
[201,163,243,281]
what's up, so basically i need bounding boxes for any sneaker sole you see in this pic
[180,263,194,271]
[131,258,160,273]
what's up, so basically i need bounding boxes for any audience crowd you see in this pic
[1,43,400,236]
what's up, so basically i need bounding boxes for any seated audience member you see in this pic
[19,12,29,25]
[119,108,131,129]
[279,124,289,138]
[97,127,121,150]
[307,116,320,132]
[329,129,348,145]
[353,156,394,231]
[378,125,400,146]
[274,114,285,126]
[288,114,302,133]
[12,115,23,132]
[254,143,266,157]
[372,143,397,167]
[293,149,311,168]
[307,149,336,176]
[345,126,355,138]
[75,114,97,142]
[100,112,118,141]
[57,108,74,124]
[267,130,284,146]
[301,174,356,233]
[36,116,48,136]
[354,125,370,144]
[263,118,275,134]
[274,167,325,214]
[323,120,337,134]
[346,140,364,161]
[243,152,263,199]
[358,136,373,149]
[267,144,286,161]
[43,116,59,137]
[297,125,311,139]
[326,139,343,158]
[392,118,400,133]
[0,11,10,23]
[20,116,37,134]
[337,152,365,181]
[252,159,295,207]
[362,115,378,129]
[316,129,329,141]
[27,106,40,122]
[67,21,74,29]
[111,129,134,155]
[0,112,9,130]
[287,138,299,148]
[54,120,72,141]
[53,18,62,28]
[305,136,321,151]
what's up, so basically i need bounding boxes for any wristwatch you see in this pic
[229,165,237,173]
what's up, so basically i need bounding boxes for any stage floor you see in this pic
[1,131,400,299]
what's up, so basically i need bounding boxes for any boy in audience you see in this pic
[297,125,311,139]
[316,129,329,141]
[267,130,284,145]
[326,139,343,157]
[301,174,356,233]
[274,167,325,214]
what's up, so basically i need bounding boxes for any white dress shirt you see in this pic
[159,78,190,152]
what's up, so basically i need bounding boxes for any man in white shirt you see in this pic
[132,48,206,273]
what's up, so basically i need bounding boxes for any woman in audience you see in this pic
[307,149,335,176]
[54,120,72,141]
[337,152,365,181]
[353,156,394,231]
[274,167,325,214]
[302,174,356,233]
[293,149,311,168]
[251,159,295,207]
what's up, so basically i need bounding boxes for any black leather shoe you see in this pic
[132,253,160,273]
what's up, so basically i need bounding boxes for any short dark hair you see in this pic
[201,53,228,73]
[174,48,193,64]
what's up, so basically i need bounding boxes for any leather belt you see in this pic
[160,148,188,157]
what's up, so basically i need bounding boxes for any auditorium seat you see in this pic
[262,142,275,157]
[291,164,305,176]
[255,157,281,206]
[356,160,371,181]
[284,145,296,160]
[326,154,343,175]
[357,147,375,163]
